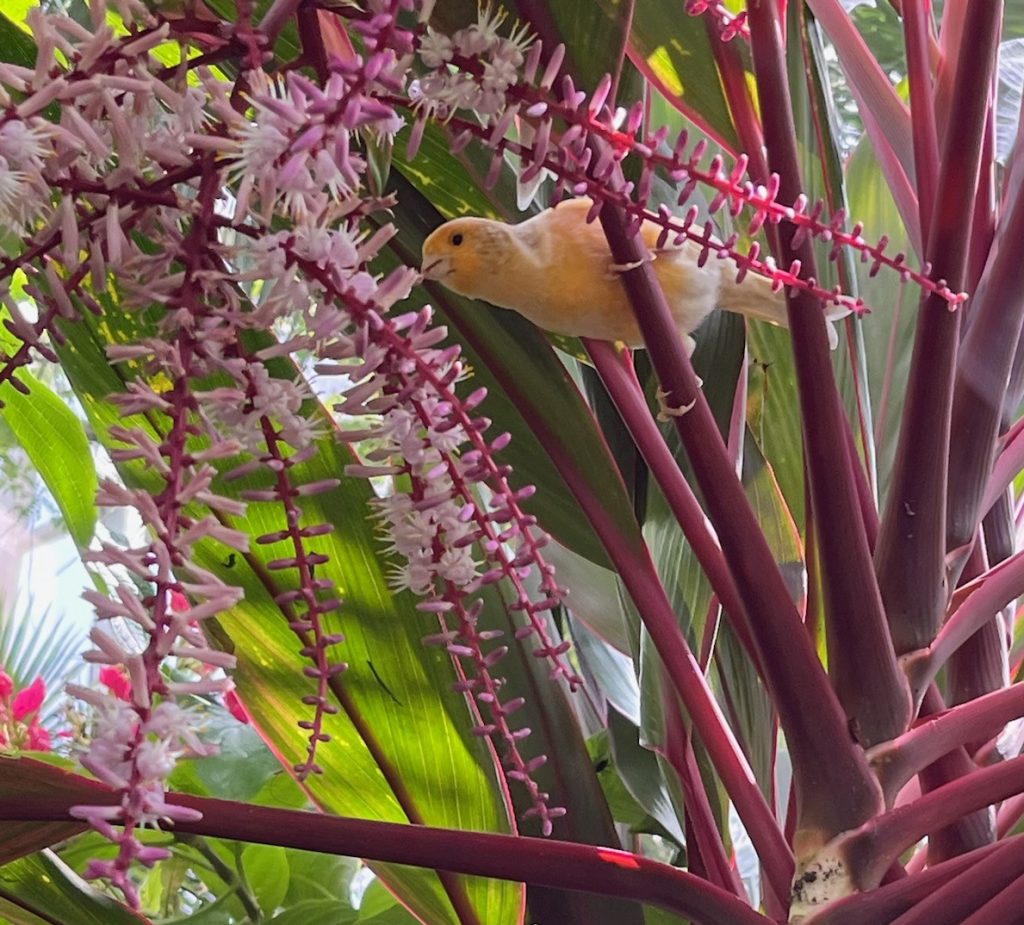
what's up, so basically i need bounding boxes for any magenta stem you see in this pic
[902,0,940,238]
[747,0,910,749]
[0,774,770,925]
[868,683,1024,805]
[843,754,1024,888]
[585,340,763,670]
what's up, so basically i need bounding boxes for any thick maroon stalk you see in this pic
[1,763,770,925]
[868,683,1024,805]
[747,0,910,747]
[958,871,1024,925]
[914,686,994,864]
[840,753,1024,889]
[903,548,1024,703]
[514,0,880,861]
[803,842,1005,925]
[596,196,881,861]
[946,150,1024,568]
[885,835,1024,925]
[585,340,762,670]
[901,0,940,238]
[875,1,1003,653]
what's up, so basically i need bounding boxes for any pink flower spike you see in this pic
[12,677,45,720]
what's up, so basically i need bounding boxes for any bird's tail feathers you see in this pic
[718,268,848,350]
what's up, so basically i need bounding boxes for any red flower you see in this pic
[26,722,52,751]
[224,689,249,724]
[170,590,189,612]
[0,668,12,700]
[99,666,132,702]
[12,677,45,721]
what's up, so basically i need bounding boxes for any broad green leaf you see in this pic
[628,1,741,151]
[0,851,149,925]
[242,844,289,915]
[0,351,97,548]
[52,300,521,925]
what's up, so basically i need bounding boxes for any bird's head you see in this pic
[420,217,512,300]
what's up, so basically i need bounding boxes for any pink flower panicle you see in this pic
[216,4,576,821]
[399,21,966,315]
[1,1,587,892]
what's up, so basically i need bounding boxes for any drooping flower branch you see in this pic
[0,0,595,898]
[393,14,965,314]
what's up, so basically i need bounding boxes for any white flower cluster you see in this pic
[413,5,534,121]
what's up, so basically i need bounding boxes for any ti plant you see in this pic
[0,1,1022,923]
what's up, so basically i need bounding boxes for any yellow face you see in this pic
[420,218,504,300]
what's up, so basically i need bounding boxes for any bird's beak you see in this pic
[420,256,449,281]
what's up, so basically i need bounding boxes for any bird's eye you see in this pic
[451,233,464,246]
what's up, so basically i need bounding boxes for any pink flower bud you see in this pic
[12,677,45,720]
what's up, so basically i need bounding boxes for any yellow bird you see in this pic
[420,197,794,352]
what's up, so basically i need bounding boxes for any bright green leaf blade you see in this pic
[0,359,97,547]
[628,1,740,151]
[0,851,149,925]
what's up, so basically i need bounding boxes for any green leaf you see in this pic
[242,844,290,916]
[0,851,149,925]
[0,320,97,548]
[628,1,740,151]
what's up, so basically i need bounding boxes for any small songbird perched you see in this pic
[420,197,799,353]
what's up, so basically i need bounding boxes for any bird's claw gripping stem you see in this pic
[656,384,700,422]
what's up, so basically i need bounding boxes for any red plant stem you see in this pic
[886,832,1024,925]
[946,143,1024,569]
[958,870,1024,925]
[703,16,769,183]
[746,0,909,748]
[534,427,795,898]
[914,685,995,864]
[0,775,770,925]
[659,679,749,902]
[585,340,763,671]
[903,547,1024,703]
[902,0,940,239]
[868,683,1024,806]
[874,0,1003,653]
[841,753,1024,889]
[803,841,1006,925]
[967,113,997,297]
[996,792,1024,837]
[595,193,881,861]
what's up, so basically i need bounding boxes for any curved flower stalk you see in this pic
[397,19,964,315]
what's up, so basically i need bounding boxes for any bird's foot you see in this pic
[608,253,656,277]
[656,383,701,422]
